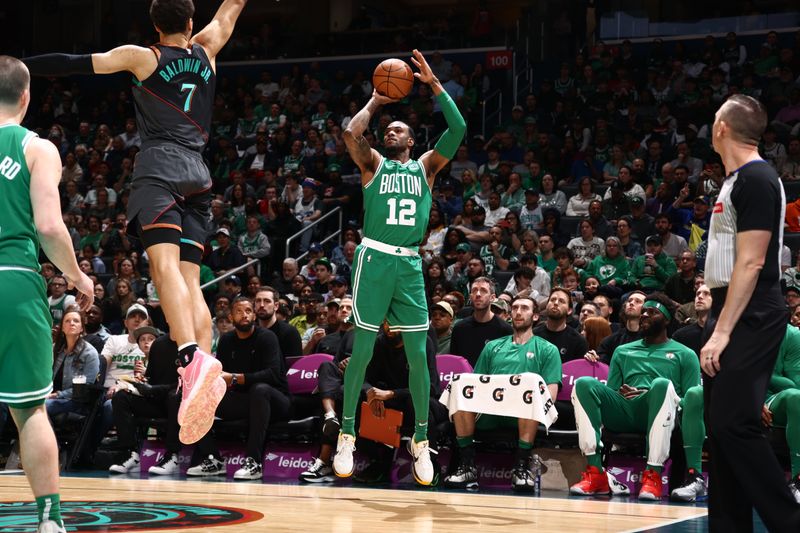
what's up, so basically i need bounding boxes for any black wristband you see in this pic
[23,53,94,77]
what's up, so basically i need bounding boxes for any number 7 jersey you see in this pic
[363,156,432,248]
[131,43,215,152]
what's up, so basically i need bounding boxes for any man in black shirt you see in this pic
[108,330,179,475]
[664,250,698,306]
[186,298,289,481]
[533,288,588,363]
[449,277,513,366]
[255,286,302,359]
[588,291,646,364]
[314,298,355,356]
[672,284,711,355]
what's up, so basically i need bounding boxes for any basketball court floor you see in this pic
[0,470,771,532]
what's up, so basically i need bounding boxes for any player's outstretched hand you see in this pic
[410,49,436,85]
[66,272,95,311]
[371,89,400,106]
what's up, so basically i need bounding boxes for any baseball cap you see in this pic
[630,196,645,206]
[524,188,540,196]
[512,105,524,112]
[326,298,341,308]
[126,303,149,319]
[330,275,348,286]
[645,234,663,246]
[694,195,710,205]
[456,243,471,253]
[326,163,342,173]
[315,257,332,270]
[491,298,510,313]
[609,180,623,191]
[216,227,231,237]
[225,275,242,286]
[309,242,323,253]
[133,325,160,343]
[785,286,800,296]
[472,205,486,215]
[431,301,454,318]
[302,178,317,189]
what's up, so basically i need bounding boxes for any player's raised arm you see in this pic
[412,49,466,184]
[27,138,94,311]
[191,0,249,62]
[343,91,396,184]
[23,45,155,81]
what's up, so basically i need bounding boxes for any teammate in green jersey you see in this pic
[332,49,466,486]
[0,56,94,533]
[570,293,701,501]
[443,294,561,492]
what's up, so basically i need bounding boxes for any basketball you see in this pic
[372,58,414,99]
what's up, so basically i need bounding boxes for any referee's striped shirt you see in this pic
[705,160,785,289]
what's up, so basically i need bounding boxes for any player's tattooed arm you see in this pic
[343,91,394,183]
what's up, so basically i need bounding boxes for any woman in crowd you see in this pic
[46,308,101,418]
[603,165,646,203]
[602,144,630,184]
[539,173,568,214]
[566,176,602,217]
[106,257,146,299]
[616,216,643,259]
[582,316,612,352]
[585,236,630,297]
[505,211,527,251]
[420,206,448,261]
[567,219,605,268]
[441,227,468,266]
[104,278,138,334]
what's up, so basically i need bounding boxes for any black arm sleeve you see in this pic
[23,53,95,76]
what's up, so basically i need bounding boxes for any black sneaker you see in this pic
[322,414,341,441]
[511,461,537,493]
[670,469,707,502]
[353,460,391,484]
[299,458,335,483]
[186,455,226,477]
[443,463,479,490]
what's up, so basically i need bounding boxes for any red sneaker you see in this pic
[570,466,610,495]
[638,468,663,501]
[177,349,222,426]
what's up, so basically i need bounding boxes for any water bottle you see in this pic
[532,453,543,495]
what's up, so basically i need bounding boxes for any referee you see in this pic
[702,94,800,532]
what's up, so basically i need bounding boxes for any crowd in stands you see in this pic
[2,29,800,492]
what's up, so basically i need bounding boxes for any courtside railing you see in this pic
[286,207,343,263]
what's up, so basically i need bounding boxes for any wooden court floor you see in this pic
[0,474,709,533]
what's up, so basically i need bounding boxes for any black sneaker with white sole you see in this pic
[233,457,263,480]
[148,453,180,476]
[444,463,479,490]
[299,458,335,483]
[670,469,707,502]
[790,475,800,505]
[186,455,226,477]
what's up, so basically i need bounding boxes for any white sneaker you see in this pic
[607,471,631,496]
[233,457,263,480]
[37,521,66,533]
[186,455,226,477]
[407,438,434,486]
[148,453,180,475]
[670,470,707,502]
[333,433,356,478]
[109,451,140,474]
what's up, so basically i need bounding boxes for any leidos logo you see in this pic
[439,371,458,384]
[287,368,319,380]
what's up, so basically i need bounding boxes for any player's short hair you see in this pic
[0,56,29,108]
[150,0,195,35]
[231,296,254,310]
[511,294,538,310]
[718,94,767,146]
[256,285,279,302]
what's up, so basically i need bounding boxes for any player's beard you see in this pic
[234,319,254,333]
[513,316,533,333]
[384,143,407,159]
[641,317,666,339]
[256,309,273,322]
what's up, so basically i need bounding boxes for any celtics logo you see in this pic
[0,501,263,531]
[599,264,616,279]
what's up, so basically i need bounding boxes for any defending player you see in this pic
[0,56,94,533]
[332,49,466,485]
[23,0,248,444]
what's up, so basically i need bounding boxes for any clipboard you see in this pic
[358,401,403,448]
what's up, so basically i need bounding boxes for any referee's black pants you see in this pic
[194,383,292,461]
[704,287,800,533]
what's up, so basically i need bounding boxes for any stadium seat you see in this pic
[492,270,514,292]
[435,354,473,391]
[558,359,609,402]
[560,216,583,238]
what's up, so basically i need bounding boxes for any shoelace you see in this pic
[310,458,326,473]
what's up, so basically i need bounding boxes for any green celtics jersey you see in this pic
[768,326,800,397]
[363,156,431,248]
[475,335,562,385]
[608,338,701,397]
[0,124,40,272]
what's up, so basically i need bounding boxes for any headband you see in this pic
[643,300,672,322]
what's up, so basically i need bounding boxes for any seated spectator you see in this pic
[303,299,343,355]
[589,291,646,364]
[109,329,180,475]
[582,316,612,352]
[534,288,588,362]
[484,191,510,227]
[106,257,146,299]
[479,225,518,276]
[616,216,643,260]
[444,296,560,492]
[501,172,526,212]
[603,165,645,204]
[628,197,655,247]
[48,274,76,325]
[430,301,455,354]
[185,298,288,481]
[664,250,698,305]
[786,196,800,234]
[437,181,463,225]
[238,214,271,266]
[504,255,551,308]
[84,304,110,349]
[255,287,302,359]
[539,174,567,214]
[424,257,451,303]
[570,294,700,500]
[631,235,677,293]
[567,219,605,269]
[205,228,247,276]
[566,176,602,217]
[289,293,324,338]
[313,258,334,295]
[780,137,800,182]
[46,309,101,419]
[577,301,600,332]
[453,205,492,248]
[585,236,630,296]
[542,208,571,248]
[587,200,613,240]
[550,247,582,288]
[671,195,711,251]
[300,321,443,484]
[536,234,557,275]
[313,298,354,356]
[102,304,148,391]
[449,277,513,366]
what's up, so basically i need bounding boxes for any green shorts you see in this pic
[350,243,428,333]
[0,270,54,408]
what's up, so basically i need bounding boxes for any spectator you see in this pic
[591,291,646,364]
[780,137,800,182]
[479,225,517,276]
[313,298,354,356]
[587,199,613,240]
[205,228,247,276]
[518,188,544,231]
[48,275,76,324]
[671,196,711,251]
[430,301,455,354]
[566,176,602,217]
[501,172,526,212]
[567,219,605,268]
[484,191,510,227]
[664,250,698,305]
[585,236,631,294]
[288,293,324,338]
[539,174,568,214]
[101,304,148,391]
[449,277,513,366]
[294,179,324,253]
[628,197,655,246]
[654,213,689,260]
[616,216,643,260]
[631,235,677,293]
[534,288,588,362]
[106,257,145,300]
[453,205,492,248]
[582,316,612,352]
[421,207,447,261]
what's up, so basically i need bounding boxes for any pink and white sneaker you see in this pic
[179,374,226,445]
[176,349,224,444]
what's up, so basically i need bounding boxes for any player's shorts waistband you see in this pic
[0,266,38,274]
[361,238,419,257]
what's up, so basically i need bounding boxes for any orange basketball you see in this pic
[372,58,414,100]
